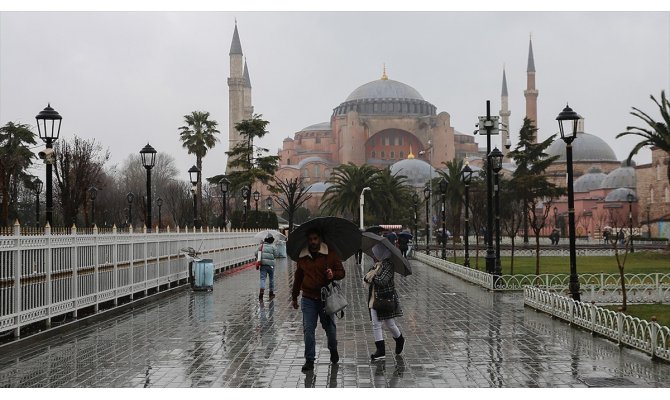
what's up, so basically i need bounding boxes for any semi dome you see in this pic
[604,187,636,202]
[389,158,437,188]
[546,132,618,162]
[600,164,636,189]
[300,121,331,132]
[573,167,607,193]
[345,79,424,102]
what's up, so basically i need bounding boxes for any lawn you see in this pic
[602,304,670,328]
[446,250,669,275]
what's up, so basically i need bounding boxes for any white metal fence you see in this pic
[0,225,259,338]
[524,286,670,362]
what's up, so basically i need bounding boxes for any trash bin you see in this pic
[276,240,287,258]
[192,258,214,291]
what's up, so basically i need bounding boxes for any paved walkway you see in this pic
[1,256,670,388]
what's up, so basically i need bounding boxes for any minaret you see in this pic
[500,66,511,159]
[227,21,248,172]
[243,58,253,120]
[524,36,538,143]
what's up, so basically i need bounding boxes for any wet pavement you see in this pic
[1,255,670,388]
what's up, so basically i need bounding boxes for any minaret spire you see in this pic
[524,35,539,143]
[500,66,511,160]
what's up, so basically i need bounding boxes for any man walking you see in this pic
[257,234,279,301]
[291,228,345,372]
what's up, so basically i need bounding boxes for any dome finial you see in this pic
[407,144,414,159]
[381,63,388,80]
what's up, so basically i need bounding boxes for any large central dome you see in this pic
[345,79,424,102]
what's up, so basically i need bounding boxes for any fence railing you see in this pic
[414,252,670,304]
[0,227,260,338]
[524,286,670,362]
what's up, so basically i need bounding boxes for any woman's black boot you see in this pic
[371,340,385,361]
[393,335,405,355]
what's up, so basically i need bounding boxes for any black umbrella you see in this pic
[364,225,384,235]
[360,232,412,276]
[397,231,413,240]
[286,217,363,262]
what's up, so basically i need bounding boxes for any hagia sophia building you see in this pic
[225,23,670,239]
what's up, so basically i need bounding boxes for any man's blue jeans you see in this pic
[259,265,274,291]
[301,297,337,361]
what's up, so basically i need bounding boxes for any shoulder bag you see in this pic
[321,280,348,318]
[372,287,396,313]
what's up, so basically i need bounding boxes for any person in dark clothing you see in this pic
[291,228,345,373]
[397,235,409,258]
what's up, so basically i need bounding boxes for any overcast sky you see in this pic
[1,8,669,184]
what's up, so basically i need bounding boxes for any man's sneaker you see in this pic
[301,360,314,372]
[330,349,339,364]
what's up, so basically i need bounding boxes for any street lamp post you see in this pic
[627,193,635,253]
[480,101,497,274]
[35,104,62,227]
[461,162,473,268]
[439,178,448,260]
[253,190,260,212]
[33,177,43,228]
[88,186,98,227]
[556,104,582,302]
[241,186,250,228]
[412,192,419,252]
[423,185,431,255]
[140,143,157,232]
[489,147,503,277]
[188,165,201,228]
[126,192,134,227]
[359,187,371,230]
[219,177,229,230]
[156,197,163,231]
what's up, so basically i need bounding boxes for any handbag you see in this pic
[321,280,348,318]
[372,287,396,313]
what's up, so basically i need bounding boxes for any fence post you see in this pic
[45,222,52,328]
[113,225,118,306]
[590,301,597,334]
[71,224,79,319]
[650,316,658,359]
[13,220,22,338]
[656,273,661,304]
[617,312,623,345]
[129,225,134,301]
[93,224,99,313]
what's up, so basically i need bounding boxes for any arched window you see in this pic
[399,151,404,159]
[302,169,309,178]
[314,164,320,178]
[371,151,376,159]
[390,151,395,159]
[650,187,655,203]
[381,151,385,159]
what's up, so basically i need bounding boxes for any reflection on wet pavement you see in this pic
[1,256,670,388]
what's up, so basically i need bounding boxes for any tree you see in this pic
[225,114,279,226]
[272,177,312,233]
[320,163,379,222]
[178,111,220,220]
[604,207,634,311]
[616,90,670,184]
[499,177,524,274]
[368,167,413,225]
[508,117,565,274]
[0,122,37,226]
[53,136,109,227]
[437,159,465,260]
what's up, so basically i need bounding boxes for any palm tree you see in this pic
[616,90,670,184]
[369,167,413,224]
[0,122,37,226]
[436,159,465,260]
[178,111,220,219]
[321,163,379,222]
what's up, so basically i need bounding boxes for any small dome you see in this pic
[546,132,618,162]
[389,158,437,188]
[600,164,636,189]
[300,121,331,132]
[345,79,424,102]
[283,137,294,142]
[605,187,636,202]
[574,170,607,193]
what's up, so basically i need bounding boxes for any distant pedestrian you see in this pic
[397,235,409,258]
[364,243,405,361]
[291,228,345,372]
[256,234,279,301]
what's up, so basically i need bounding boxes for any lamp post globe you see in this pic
[556,104,582,302]
[188,165,201,228]
[241,186,250,227]
[461,162,473,268]
[265,195,273,210]
[423,185,431,255]
[253,190,260,212]
[140,143,157,231]
[36,104,62,227]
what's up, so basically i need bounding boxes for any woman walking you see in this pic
[257,234,279,301]
[364,243,405,360]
